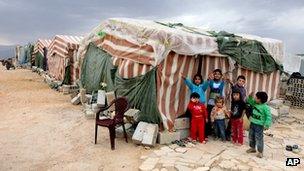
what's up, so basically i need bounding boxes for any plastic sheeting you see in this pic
[34,52,44,69]
[80,43,115,92]
[210,31,282,73]
[18,44,34,65]
[115,68,162,124]
[77,18,219,66]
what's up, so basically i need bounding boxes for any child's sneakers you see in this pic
[257,152,263,158]
[246,148,257,153]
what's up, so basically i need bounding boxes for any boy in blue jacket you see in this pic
[181,73,209,104]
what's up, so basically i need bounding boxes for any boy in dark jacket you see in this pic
[230,90,246,145]
[246,91,272,158]
[226,75,247,141]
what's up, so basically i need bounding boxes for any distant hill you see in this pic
[0,45,15,60]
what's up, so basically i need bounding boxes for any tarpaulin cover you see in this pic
[115,68,161,124]
[62,65,71,85]
[210,31,283,73]
[81,43,115,92]
[18,44,34,65]
[34,52,44,69]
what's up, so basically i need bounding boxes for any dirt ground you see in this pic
[0,66,149,171]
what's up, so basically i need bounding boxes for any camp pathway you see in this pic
[0,66,149,171]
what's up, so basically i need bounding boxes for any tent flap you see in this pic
[115,68,162,124]
[81,43,115,92]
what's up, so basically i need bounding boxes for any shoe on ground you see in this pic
[257,152,263,158]
[246,148,257,153]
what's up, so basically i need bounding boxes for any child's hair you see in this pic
[237,75,246,81]
[215,96,224,104]
[256,91,268,103]
[192,74,203,82]
[190,92,200,99]
[213,69,222,75]
[232,90,242,101]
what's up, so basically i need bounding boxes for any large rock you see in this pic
[139,157,159,171]
[132,122,148,144]
[71,93,81,105]
[142,123,159,147]
[96,90,106,107]
[79,88,87,104]
[278,105,290,116]
[270,106,279,119]
[176,129,190,139]
[174,118,190,130]
[269,99,284,109]
[174,164,192,171]
[132,122,159,147]
[124,108,140,123]
[157,131,180,145]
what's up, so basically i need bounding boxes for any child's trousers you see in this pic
[206,105,214,136]
[214,119,226,141]
[231,118,243,144]
[249,123,264,153]
[190,118,205,142]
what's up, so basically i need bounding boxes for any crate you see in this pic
[285,95,304,108]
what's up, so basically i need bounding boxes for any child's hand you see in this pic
[208,73,214,80]
[249,92,254,97]
[180,73,186,79]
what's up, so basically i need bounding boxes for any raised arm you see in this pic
[184,77,194,90]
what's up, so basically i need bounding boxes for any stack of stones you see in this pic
[285,78,304,108]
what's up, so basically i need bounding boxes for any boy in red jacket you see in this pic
[188,92,208,143]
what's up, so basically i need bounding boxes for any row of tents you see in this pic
[15,18,285,129]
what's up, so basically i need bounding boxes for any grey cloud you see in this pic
[0,0,303,54]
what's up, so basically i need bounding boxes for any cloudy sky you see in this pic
[0,0,303,54]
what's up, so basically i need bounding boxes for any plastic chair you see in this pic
[94,97,129,150]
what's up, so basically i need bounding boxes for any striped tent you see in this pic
[48,35,83,84]
[32,39,52,69]
[77,18,283,128]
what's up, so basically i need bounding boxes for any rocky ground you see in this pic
[138,110,304,171]
[0,66,303,171]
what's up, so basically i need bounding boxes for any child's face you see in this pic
[213,72,222,80]
[194,76,202,85]
[191,97,199,103]
[237,78,246,87]
[215,100,224,108]
[254,95,261,104]
[233,93,240,101]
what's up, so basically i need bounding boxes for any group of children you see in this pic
[182,69,272,158]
